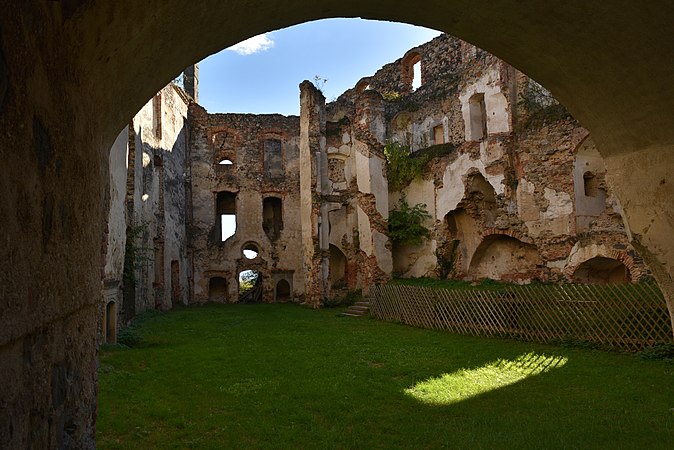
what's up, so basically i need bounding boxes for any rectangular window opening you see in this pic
[216,191,237,241]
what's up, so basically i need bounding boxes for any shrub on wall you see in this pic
[389,196,432,246]
[384,141,430,190]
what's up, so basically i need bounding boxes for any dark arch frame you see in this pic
[4,3,674,446]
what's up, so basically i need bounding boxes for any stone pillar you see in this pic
[299,80,326,306]
[352,91,392,294]
[604,146,674,335]
[183,64,199,102]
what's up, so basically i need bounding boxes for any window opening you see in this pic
[262,197,283,240]
[152,92,162,139]
[264,138,283,178]
[243,242,259,259]
[208,277,227,302]
[583,171,598,197]
[239,270,262,303]
[275,279,291,302]
[433,124,444,145]
[218,159,233,165]
[468,93,488,141]
[412,60,422,91]
[329,244,347,288]
[355,79,371,94]
[216,191,236,241]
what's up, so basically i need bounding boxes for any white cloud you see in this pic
[227,34,275,55]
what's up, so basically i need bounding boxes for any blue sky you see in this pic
[197,19,441,116]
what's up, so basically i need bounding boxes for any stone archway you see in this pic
[563,243,643,283]
[571,257,631,284]
[3,2,674,447]
[468,234,542,282]
[275,279,291,302]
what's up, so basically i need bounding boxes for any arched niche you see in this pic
[275,279,291,302]
[571,257,631,284]
[468,235,541,282]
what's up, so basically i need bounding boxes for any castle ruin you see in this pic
[101,33,649,341]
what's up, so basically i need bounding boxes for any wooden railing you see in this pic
[370,282,673,351]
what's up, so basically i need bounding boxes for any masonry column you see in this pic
[604,146,674,336]
[299,81,327,306]
[353,91,393,293]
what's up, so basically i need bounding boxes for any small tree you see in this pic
[313,75,328,93]
[388,196,432,246]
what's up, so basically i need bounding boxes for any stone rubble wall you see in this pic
[102,83,191,343]
[326,33,648,284]
[105,32,651,333]
[188,104,304,304]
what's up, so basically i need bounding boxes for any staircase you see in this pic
[341,299,370,317]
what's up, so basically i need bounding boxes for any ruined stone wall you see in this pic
[330,33,648,284]
[188,105,303,303]
[107,83,192,325]
[320,87,393,299]
[101,127,129,343]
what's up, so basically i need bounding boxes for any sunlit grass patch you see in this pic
[405,352,568,405]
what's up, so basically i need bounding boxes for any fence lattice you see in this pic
[370,282,673,351]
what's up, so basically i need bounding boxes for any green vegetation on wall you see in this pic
[388,196,432,246]
[384,141,429,190]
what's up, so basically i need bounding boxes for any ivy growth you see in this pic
[388,196,432,246]
[384,141,430,191]
[122,223,152,287]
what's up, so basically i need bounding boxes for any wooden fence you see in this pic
[370,282,673,351]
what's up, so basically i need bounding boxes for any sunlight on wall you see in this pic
[404,352,568,405]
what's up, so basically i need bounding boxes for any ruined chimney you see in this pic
[183,64,199,102]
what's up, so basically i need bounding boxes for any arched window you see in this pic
[218,158,233,165]
[239,270,262,303]
[355,78,371,94]
[242,242,259,259]
[401,51,422,92]
[275,279,291,302]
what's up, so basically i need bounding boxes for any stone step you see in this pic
[341,303,370,317]
[349,305,369,311]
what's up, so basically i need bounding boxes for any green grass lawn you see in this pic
[98,304,674,449]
